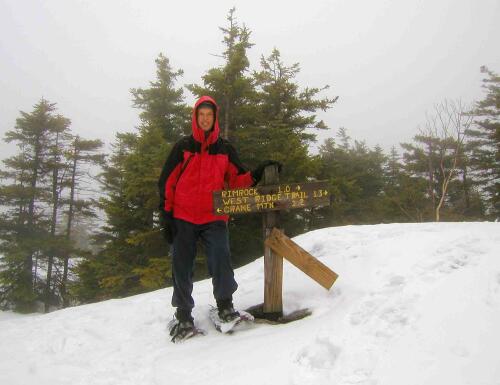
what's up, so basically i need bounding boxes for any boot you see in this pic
[168,308,197,343]
[216,298,240,323]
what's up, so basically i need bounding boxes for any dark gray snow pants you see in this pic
[170,218,238,313]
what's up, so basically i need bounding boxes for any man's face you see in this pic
[197,107,215,132]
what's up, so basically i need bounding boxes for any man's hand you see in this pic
[251,160,283,185]
[159,209,176,244]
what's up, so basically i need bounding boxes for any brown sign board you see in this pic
[213,181,330,216]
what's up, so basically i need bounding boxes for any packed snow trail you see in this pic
[1,222,499,385]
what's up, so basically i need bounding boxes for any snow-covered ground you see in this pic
[1,222,499,385]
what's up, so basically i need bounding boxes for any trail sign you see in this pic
[212,166,337,322]
[213,181,329,216]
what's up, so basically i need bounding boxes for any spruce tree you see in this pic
[131,53,190,143]
[43,113,72,312]
[74,54,189,301]
[248,48,338,236]
[467,66,500,217]
[59,135,105,307]
[315,132,386,226]
[187,11,338,262]
[250,48,338,179]
[382,146,429,222]
[0,99,68,312]
[75,133,142,300]
[185,9,259,266]
[186,7,256,143]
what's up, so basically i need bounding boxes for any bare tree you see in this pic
[420,99,473,221]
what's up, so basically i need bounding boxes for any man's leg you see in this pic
[200,220,238,306]
[171,218,198,321]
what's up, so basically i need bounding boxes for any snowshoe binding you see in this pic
[209,305,254,334]
[167,318,206,343]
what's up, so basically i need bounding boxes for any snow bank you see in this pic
[1,222,499,385]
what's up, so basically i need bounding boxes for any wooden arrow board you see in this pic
[265,228,338,290]
[213,181,330,215]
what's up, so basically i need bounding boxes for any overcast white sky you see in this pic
[1,0,499,160]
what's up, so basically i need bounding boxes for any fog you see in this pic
[1,0,499,158]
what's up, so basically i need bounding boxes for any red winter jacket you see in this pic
[158,96,255,224]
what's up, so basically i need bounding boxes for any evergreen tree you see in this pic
[314,130,386,227]
[185,8,259,266]
[187,11,338,262]
[131,53,191,143]
[382,146,429,222]
[43,113,72,312]
[450,137,486,219]
[74,54,189,302]
[60,135,105,308]
[248,48,337,177]
[467,66,500,217]
[74,133,142,301]
[0,99,68,312]
[186,7,256,143]
[400,135,438,220]
[247,48,338,237]
[0,150,38,312]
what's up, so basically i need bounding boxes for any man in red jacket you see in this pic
[158,95,280,341]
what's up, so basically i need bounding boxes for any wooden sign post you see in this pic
[262,165,283,319]
[213,166,338,322]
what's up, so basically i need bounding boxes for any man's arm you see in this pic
[224,142,255,189]
[158,140,184,212]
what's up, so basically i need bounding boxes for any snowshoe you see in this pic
[167,318,206,343]
[209,305,254,334]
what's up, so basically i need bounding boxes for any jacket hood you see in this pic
[192,95,220,145]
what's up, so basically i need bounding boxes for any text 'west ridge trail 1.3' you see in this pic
[213,181,330,215]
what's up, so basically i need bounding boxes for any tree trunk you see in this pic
[462,162,471,215]
[426,139,435,216]
[25,138,41,311]
[61,144,77,308]
[435,143,462,222]
[44,132,60,313]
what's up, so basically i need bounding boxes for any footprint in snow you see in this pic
[310,242,324,255]
[386,275,406,288]
[294,336,341,370]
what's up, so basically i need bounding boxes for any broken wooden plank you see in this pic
[265,227,339,290]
